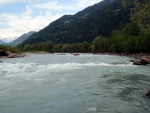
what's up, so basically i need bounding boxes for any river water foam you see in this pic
[0,53,150,113]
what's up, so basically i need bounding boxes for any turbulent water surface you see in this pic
[0,53,150,113]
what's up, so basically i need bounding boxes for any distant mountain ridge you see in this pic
[9,31,36,46]
[0,39,6,45]
[20,0,131,45]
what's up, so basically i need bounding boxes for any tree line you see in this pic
[0,45,20,53]
[18,21,150,54]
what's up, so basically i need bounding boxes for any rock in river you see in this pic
[146,90,150,98]
[131,56,150,66]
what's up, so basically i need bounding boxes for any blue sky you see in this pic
[0,0,102,42]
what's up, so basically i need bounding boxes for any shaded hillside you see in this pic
[9,31,36,46]
[19,0,150,54]
[20,0,131,45]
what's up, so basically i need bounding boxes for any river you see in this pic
[0,53,150,113]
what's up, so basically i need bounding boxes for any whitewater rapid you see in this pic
[0,53,150,113]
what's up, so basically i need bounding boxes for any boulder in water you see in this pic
[131,56,150,65]
[141,57,150,64]
[146,90,150,98]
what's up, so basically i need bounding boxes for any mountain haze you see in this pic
[9,31,36,46]
[0,40,6,45]
[20,0,131,45]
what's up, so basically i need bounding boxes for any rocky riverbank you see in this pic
[129,54,150,66]
[0,50,26,59]
[127,53,150,99]
[95,53,150,66]
[7,53,26,58]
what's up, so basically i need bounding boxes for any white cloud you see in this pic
[0,0,39,5]
[0,0,18,5]
[33,0,102,11]
[75,0,102,9]
[33,1,80,12]
[33,1,70,10]
[23,6,33,16]
[0,0,102,42]
[0,8,63,41]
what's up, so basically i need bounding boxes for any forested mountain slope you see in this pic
[20,0,131,45]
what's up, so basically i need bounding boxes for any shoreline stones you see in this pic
[130,57,150,65]
[130,54,150,66]
[0,50,26,58]
[7,53,26,58]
